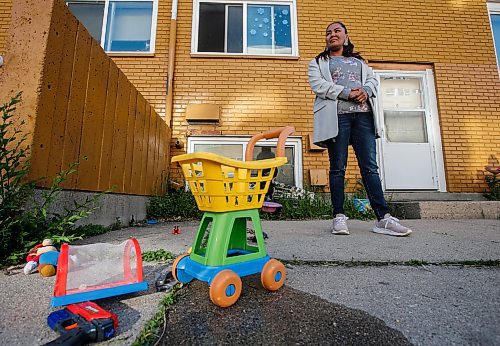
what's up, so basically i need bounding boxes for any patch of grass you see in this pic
[142,250,176,262]
[405,259,429,266]
[132,285,180,346]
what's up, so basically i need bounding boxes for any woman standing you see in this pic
[308,21,412,237]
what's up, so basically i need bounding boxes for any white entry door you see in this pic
[375,70,445,190]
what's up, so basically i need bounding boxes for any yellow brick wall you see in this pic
[0,0,12,55]
[162,0,499,193]
[3,0,496,192]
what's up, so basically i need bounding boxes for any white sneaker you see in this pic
[332,214,349,235]
[372,214,412,237]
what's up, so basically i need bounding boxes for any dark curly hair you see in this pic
[315,21,364,63]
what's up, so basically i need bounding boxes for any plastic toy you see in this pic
[170,126,294,307]
[23,239,58,276]
[38,250,60,277]
[51,239,148,307]
[261,201,282,213]
[47,301,118,344]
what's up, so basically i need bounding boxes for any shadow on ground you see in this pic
[160,276,411,345]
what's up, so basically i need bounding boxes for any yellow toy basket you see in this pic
[172,126,295,212]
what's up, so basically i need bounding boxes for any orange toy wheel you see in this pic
[172,253,190,283]
[261,259,286,291]
[209,270,242,308]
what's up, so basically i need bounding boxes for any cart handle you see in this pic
[245,126,295,161]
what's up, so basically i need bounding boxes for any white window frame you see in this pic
[373,69,446,192]
[487,2,500,76]
[191,0,299,58]
[187,135,303,188]
[66,0,158,56]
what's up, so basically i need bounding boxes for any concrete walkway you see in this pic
[0,218,498,345]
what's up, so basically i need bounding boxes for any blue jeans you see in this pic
[325,112,389,221]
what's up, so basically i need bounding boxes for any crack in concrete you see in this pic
[280,259,500,268]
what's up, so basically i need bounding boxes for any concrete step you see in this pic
[388,200,500,219]
[385,192,488,202]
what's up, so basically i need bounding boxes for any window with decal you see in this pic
[66,0,158,54]
[193,0,298,56]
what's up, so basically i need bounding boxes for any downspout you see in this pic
[165,0,178,127]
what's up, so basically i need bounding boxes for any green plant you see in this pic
[147,189,202,220]
[5,163,105,264]
[133,285,180,346]
[265,193,331,220]
[142,249,176,262]
[22,162,102,232]
[0,92,36,261]
[484,173,500,201]
[0,93,108,265]
[264,182,375,221]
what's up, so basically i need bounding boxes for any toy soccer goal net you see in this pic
[51,239,148,307]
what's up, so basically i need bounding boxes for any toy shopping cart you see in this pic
[170,126,294,307]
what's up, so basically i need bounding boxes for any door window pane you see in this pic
[67,2,105,43]
[381,77,423,109]
[384,111,428,143]
[104,1,153,52]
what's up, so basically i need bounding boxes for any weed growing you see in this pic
[132,285,180,346]
[0,93,107,265]
[142,249,176,262]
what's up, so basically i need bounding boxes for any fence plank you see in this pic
[131,93,146,194]
[61,23,92,189]
[98,61,119,191]
[45,13,78,185]
[140,104,151,194]
[78,40,109,190]
[108,71,130,193]
[123,88,137,192]
[145,106,158,194]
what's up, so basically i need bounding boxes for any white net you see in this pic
[65,240,138,293]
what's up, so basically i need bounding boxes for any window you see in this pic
[67,0,158,54]
[488,2,500,71]
[379,76,428,143]
[192,0,298,57]
[187,136,303,188]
